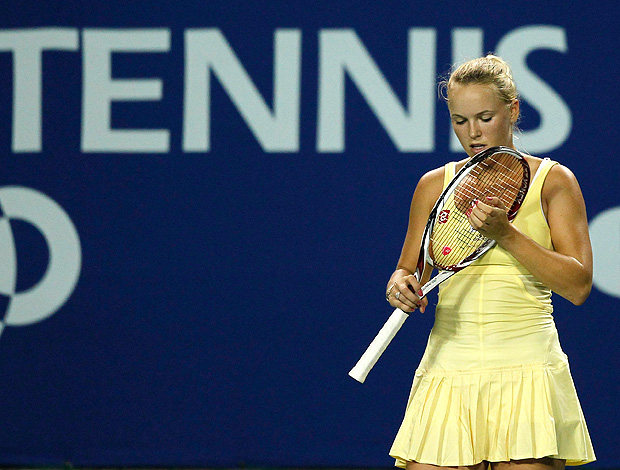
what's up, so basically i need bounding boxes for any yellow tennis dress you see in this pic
[389,159,595,467]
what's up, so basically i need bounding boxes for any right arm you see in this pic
[386,167,445,313]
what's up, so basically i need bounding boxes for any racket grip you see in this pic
[348,308,409,383]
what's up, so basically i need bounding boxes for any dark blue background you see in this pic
[0,1,617,467]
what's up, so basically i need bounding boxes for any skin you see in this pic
[386,83,592,470]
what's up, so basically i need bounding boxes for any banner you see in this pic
[0,1,617,467]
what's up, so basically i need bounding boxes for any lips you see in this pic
[470,144,486,154]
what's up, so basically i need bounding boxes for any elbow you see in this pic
[564,262,593,306]
[567,280,592,306]
[569,293,589,306]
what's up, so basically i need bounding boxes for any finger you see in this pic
[478,198,510,225]
[398,301,419,314]
[484,196,506,210]
[402,275,423,296]
[473,200,493,215]
[390,295,418,313]
[392,285,422,312]
[395,290,421,312]
[468,209,485,229]
[402,277,426,304]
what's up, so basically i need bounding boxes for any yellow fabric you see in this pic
[390,159,595,467]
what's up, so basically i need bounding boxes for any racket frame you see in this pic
[415,146,530,289]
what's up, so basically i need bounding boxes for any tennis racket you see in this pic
[349,146,530,383]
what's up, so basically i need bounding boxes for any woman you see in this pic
[386,55,595,470]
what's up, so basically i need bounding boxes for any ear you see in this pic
[510,99,520,123]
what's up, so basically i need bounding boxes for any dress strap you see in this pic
[530,157,557,191]
[525,158,558,223]
[443,162,456,188]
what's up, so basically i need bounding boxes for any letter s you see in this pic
[497,25,571,154]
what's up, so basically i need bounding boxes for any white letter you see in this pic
[497,26,571,154]
[82,29,170,153]
[183,29,301,153]
[318,29,436,153]
[590,206,620,298]
[0,28,79,152]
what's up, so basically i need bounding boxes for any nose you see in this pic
[469,122,481,139]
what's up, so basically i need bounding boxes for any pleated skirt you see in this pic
[389,361,595,467]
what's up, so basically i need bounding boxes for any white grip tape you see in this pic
[348,309,409,383]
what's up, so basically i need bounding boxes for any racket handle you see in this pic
[348,308,409,383]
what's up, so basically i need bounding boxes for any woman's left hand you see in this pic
[467,196,512,241]
[465,165,592,306]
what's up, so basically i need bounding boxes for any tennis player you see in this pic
[385,55,595,470]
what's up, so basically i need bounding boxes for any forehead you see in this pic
[447,83,503,114]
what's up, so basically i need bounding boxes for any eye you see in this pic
[454,119,466,125]
[480,116,493,122]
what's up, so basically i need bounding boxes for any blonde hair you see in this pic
[439,54,518,106]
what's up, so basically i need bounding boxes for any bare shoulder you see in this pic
[414,165,445,207]
[418,165,445,188]
[544,163,583,197]
[541,162,587,219]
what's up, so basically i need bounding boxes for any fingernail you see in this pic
[486,196,493,200]
[418,289,423,296]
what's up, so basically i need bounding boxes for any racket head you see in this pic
[424,146,530,271]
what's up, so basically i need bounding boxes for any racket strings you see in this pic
[457,156,524,208]
[429,153,526,269]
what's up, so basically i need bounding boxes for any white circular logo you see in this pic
[0,186,81,335]
[590,206,620,298]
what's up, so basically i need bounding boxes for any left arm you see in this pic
[469,164,592,305]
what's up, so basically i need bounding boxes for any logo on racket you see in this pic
[438,209,450,224]
[442,246,452,256]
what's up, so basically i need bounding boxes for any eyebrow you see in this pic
[451,110,495,118]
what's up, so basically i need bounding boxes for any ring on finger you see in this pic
[395,291,401,300]
[386,281,397,301]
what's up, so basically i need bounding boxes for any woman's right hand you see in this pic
[387,166,444,315]
[386,269,428,313]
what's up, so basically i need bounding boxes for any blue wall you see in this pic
[0,1,618,467]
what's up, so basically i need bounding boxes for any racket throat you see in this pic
[420,270,455,297]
